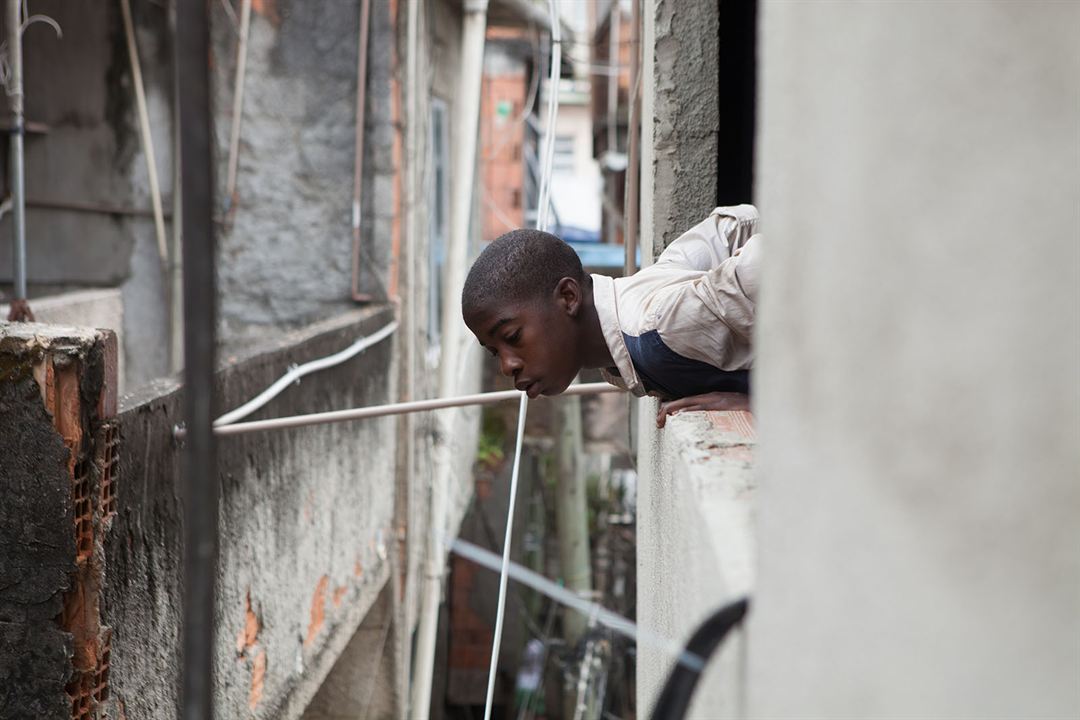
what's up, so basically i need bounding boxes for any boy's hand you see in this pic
[656,392,750,428]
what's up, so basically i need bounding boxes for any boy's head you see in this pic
[462,229,589,398]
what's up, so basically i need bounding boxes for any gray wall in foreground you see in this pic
[751,2,1080,716]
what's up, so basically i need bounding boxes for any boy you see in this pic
[462,205,761,427]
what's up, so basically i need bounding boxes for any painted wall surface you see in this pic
[105,307,399,719]
[635,410,756,719]
[750,2,1080,717]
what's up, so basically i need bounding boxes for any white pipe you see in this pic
[182,383,616,439]
[213,321,398,426]
[482,392,529,719]
[119,0,169,280]
[401,0,421,707]
[482,4,561,719]
[413,1,490,716]
[224,0,252,207]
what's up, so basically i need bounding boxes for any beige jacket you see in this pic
[593,205,761,398]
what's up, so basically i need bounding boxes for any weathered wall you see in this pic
[650,0,718,255]
[212,0,396,330]
[0,323,117,720]
[750,1,1080,717]
[104,306,400,719]
[636,410,756,719]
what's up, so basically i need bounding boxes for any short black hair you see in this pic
[462,229,587,316]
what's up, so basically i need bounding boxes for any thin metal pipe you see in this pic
[176,0,218,716]
[177,382,618,438]
[349,0,372,301]
[7,0,25,302]
[624,0,641,278]
[224,0,251,210]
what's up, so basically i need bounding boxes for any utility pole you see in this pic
[554,393,593,645]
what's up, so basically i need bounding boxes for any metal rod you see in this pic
[624,0,641,278]
[175,382,619,439]
[224,0,251,209]
[176,0,218,716]
[8,0,26,301]
[349,0,372,301]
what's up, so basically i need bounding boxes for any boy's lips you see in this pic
[516,380,542,398]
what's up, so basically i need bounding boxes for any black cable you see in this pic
[649,598,749,720]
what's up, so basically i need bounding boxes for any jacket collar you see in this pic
[591,273,646,397]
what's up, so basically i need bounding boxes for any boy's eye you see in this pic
[505,329,521,344]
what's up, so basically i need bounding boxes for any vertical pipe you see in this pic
[224,0,251,209]
[7,0,26,302]
[412,2,490,715]
[176,0,218,717]
[624,0,641,277]
[606,2,619,246]
[349,0,372,301]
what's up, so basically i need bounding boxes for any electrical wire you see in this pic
[213,321,398,426]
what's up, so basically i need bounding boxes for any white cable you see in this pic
[214,321,397,427]
[484,2,561,718]
[451,537,706,673]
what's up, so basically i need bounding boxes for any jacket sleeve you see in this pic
[653,204,760,272]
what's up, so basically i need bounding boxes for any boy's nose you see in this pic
[499,353,523,378]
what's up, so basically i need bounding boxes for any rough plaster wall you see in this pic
[104,308,400,719]
[0,353,75,720]
[0,1,174,389]
[213,0,394,329]
[651,0,718,254]
[750,2,1080,717]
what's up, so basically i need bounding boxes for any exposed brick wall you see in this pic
[0,324,118,720]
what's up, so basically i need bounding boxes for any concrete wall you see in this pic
[649,0,718,255]
[750,2,1080,717]
[636,409,756,719]
[211,0,397,331]
[104,306,400,719]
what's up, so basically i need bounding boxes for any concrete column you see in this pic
[751,2,1080,716]
[0,323,118,719]
[650,0,719,255]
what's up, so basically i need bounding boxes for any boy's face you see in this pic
[464,281,582,399]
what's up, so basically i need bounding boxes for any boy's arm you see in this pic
[654,205,759,272]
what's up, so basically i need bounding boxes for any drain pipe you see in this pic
[6,0,28,319]
[411,2,490,716]
[349,0,372,301]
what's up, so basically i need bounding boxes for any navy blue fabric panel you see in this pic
[622,330,750,399]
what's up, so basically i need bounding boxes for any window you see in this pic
[553,134,575,173]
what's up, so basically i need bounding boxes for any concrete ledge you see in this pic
[638,408,756,719]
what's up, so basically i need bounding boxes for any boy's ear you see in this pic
[554,277,582,317]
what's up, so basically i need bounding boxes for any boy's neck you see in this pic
[579,293,614,370]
